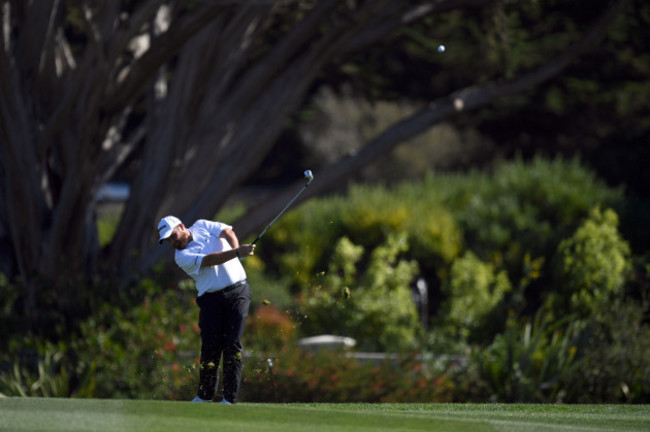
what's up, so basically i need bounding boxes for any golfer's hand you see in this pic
[237,244,255,260]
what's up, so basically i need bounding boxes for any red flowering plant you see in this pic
[240,345,454,403]
[71,279,202,399]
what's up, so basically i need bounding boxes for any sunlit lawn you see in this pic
[1,398,649,432]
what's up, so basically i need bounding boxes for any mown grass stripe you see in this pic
[1,398,648,432]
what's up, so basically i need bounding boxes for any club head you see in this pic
[304,169,314,185]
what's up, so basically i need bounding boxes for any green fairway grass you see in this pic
[1,398,648,432]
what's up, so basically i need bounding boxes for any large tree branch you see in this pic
[106,0,164,67]
[107,8,269,273]
[154,9,272,212]
[217,0,339,109]
[36,42,96,164]
[199,5,275,102]
[164,0,394,219]
[15,0,58,83]
[157,3,335,215]
[232,0,633,240]
[104,3,223,115]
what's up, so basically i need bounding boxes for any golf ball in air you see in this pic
[437,45,445,53]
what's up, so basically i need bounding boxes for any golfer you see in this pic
[157,215,255,404]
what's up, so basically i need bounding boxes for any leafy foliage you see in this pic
[438,156,623,268]
[265,157,624,344]
[68,281,202,400]
[462,309,585,403]
[241,346,454,403]
[550,207,631,318]
[298,234,420,352]
[565,299,650,403]
[439,251,512,341]
[262,180,462,288]
[0,343,70,398]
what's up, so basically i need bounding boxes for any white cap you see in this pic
[157,215,182,244]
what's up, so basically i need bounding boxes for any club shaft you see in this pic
[252,183,309,244]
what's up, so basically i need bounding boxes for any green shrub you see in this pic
[341,184,462,274]
[439,251,512,341]
[565,299,650,403]
[262,197,347,287]
[262,183,462,289]
[0,272,296,400]
[263,157,621,302]
[459,309,584,403]
[298,233,420,352]
[259,157,624,350]
[243,255,294,311]
[550,206,631,318]
[438,156,623,270]
[70,280,202,400]
[0,342,71,398]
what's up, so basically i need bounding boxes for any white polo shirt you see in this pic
[174,219,247,297]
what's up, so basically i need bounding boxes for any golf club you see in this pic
[251,169,314,245]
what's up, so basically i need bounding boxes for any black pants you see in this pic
[195,281,251,403]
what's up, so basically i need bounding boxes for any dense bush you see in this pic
[240,346,454,403]
[564,299,650,403]
[0,341,71,398]
[67,280,202,399]
[439,251,512,342]
[261,183,462,288]
[298,234,420,352]
[339,186,462,272]
[550,207,631,318]
[455,309,585,403]
[437,156,623,274]
[263,157,623,335]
